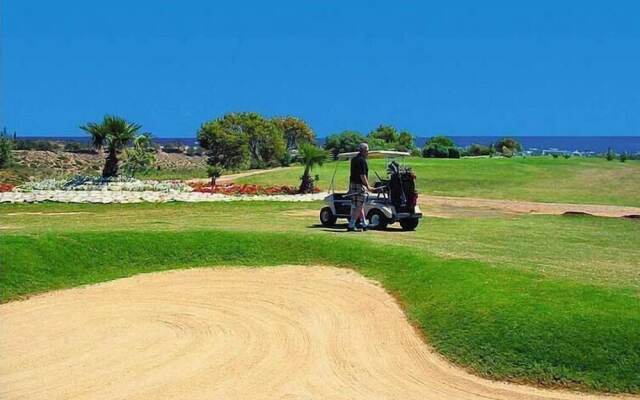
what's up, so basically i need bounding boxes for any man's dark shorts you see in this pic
[349,182,366,208]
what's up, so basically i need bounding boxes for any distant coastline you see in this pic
[15,135,640,153]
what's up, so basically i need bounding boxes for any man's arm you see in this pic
[360,174,374,191]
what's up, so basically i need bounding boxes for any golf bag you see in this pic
[386,161,418,213]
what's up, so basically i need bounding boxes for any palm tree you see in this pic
[298,143,327,193]
[81,115,141,177]
[80,121,107,158]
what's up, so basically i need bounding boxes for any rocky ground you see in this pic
[11,150,206,175]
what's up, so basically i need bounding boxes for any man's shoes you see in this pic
[347,226,361,232]
[358,224,369,231]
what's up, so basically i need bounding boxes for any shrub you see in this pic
[552,154,559,159]
[606,148,615,161]
[501,146,514,158]
[185,146,204,156]
[495,137,522,153]
[122,134,157,177]
[426,135,455,148]
[207,165,224,187]
[14,139,58,151]
[0,183,15,192]
[448,147,461,158]
[272,116,315,150]
[422,143,449,158]
[410,149,422,157]
[0,133,13,168]
[324,131,366,159]
[620,152,628,162]
[465,143,491,156]
[563,154,571,159]
[368,125,398,144]
[198,112,285,170]
[63,142,83,152]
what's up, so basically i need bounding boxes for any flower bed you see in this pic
[18,176,193,193]
[189,182,319,196]
[0,183,15,193]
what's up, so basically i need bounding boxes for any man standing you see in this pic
[348,143,374,232]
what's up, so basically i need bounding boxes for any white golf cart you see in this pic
[319,150,423,231]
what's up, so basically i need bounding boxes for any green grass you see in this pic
[2,228,639,393]
[238,156,640,206]
[4,201,637,289]
[2,201,640,393]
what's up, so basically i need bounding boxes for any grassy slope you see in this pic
[4,202,636,289]
[238,157,640,206]
[1,201,639,393]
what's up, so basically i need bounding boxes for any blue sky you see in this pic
[2,1,639,137]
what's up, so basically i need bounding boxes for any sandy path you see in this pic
[187,167,291,185]
[1,266,635,400]
[421,195,640,218]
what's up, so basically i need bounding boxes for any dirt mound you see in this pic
[0,266,632,400]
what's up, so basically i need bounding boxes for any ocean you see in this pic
[16,135,640,154]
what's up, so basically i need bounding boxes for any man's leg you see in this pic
[348,203,361,229]
[359,207,367,228]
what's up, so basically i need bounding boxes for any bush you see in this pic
[422,143,449,158]
[465,143,491,156]
[14,139,57,151]
[606,148,615,161]
[563,154,571,159]
[426,135,455,148]
[410,149,422,157]
[198,112,285,170]
[501,146,514,158]
[620,152,628,162]
[0,133,13,168]
[324,131,366,159]
[495,137,522,153]
[448,147,461,158]
[185,146,204,156]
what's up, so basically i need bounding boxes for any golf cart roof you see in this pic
[336,150,411,160]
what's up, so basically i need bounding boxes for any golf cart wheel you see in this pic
[399,218,419,231]
[320,207,337,226]
[367,209,389,230]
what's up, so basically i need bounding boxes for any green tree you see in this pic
[422,143,449,158]
[198,113,285,170]
[426,135,455,148]
[79,121,108,158]
[122,133,157,177]
[368,125,398,144]
[466,143,491,156]
[0,132,13,169]
[324,131,366,159]
[495,137,522,153]
[396,130,415,152]
[81,115,142,177]
[620,152,628,162]
[272,116,315,150]
[198,120,249,170]
[207,165,224,188]
[606,147,615,161]
[297,143,327,193]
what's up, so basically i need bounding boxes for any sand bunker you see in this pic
[421,195,640,219]
[0,266,633,400]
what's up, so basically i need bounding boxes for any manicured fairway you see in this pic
[238,157,640,207]
[1,201,639,394]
